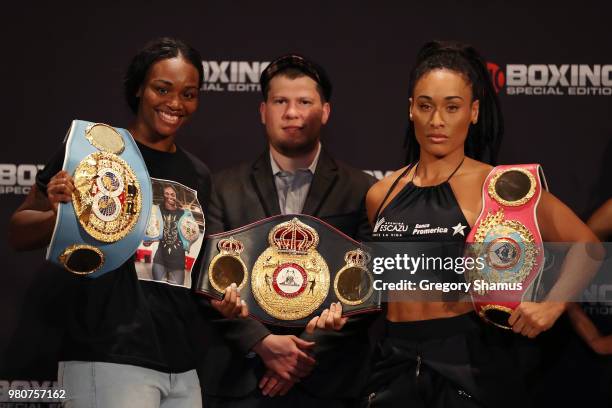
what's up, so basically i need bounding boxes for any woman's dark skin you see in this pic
[8,56,247,319]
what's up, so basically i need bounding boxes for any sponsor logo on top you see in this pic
[372,219,467,239]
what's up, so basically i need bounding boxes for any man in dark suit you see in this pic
[201,54,376,407]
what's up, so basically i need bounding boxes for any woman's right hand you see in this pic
[305,302,348,334]
[46,170,75,212]
[211,283,249,319]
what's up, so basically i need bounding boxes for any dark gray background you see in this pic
[2,1,610,403]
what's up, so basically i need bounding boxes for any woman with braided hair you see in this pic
[360,41,601,407]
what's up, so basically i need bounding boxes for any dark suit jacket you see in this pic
[199,148,377,400]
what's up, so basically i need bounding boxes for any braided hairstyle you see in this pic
[404,41,503,165]
[124,37,204,114]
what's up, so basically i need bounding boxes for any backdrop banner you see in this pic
[3,2,611,406]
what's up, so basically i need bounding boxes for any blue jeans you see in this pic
[58,361,201,408]
[152,263,185,285]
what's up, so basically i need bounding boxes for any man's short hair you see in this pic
[260,54,332,102]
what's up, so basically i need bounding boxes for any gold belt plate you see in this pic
[72,151,141,242]
[251,247,330,321]
[251,217,330,321]
[467,209,538,294]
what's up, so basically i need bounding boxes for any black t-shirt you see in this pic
[37,141,212,373]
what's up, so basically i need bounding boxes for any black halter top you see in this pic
[372,160,471,243]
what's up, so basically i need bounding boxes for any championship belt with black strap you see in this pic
[197,215,381,326]
[46,120,152,277]
[465,164,547,329]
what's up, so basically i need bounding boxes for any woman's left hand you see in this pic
[211,283,249,319]
[508,301,566,338]
[305,302,348,334]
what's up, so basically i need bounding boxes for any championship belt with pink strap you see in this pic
[196,215,381,327]
[465,164,548,329]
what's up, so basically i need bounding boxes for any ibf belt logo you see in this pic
[0,163,44,195]
[201,61,270,92]
[487,62,612,96]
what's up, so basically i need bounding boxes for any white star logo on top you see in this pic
[452,223,467,236]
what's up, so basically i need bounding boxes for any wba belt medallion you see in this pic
[251,218,330,321]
